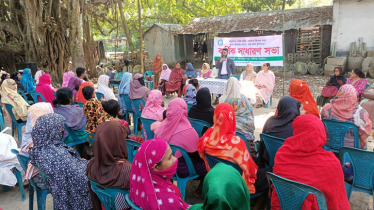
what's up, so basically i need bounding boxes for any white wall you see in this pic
[331,0,374,55]
[144,26,176,66]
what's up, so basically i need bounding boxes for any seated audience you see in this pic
[97,75,116,100]
[76,67,87,82]
[141,90,165,121]
[165,63,184,97]
[35,74,55,105]
[129,73,150,111]
[289,79,319,117]
[240,63,257,104]
[155,98,207,196]
[129,139,189,210]
[0,132,23,188]
[271,115,350,209]
[321,84,372,149]
[76,81,94,104]
[82,86,113,134]
[185,63,197,79]
[158,64,171,95]
[34,70,44,84]
[347,68,367,99]
[183,79,199,105]
[219,77,248,104]
[62,71,75,88]
[118,72,132,113]
[86,121,132,210]
[254,62,275,108]
[317,67,347,107]
[29,113,92,210]
[150,110,167,132]
[53,88,87,144]
[10,71,26,92]
[188,87,215,126]
[20,68,36,93]
[67,77,83,101]
[188,163,251,210]
[0,72,10,86]
[198,103,258,194]
[0,79,29,122]
[240,63,257,82]
[199,63,212,78]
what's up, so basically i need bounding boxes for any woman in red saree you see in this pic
[165,63,184,97]
[153,53,164,89]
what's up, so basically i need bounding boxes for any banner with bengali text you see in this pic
[213,35,283,67]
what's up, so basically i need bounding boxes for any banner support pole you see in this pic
[282,14,286,96]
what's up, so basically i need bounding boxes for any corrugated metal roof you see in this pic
[179,6,333,34]
[144,23,184,35]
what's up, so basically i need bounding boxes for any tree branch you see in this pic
[94,17,116,36]
[0,42,24,54]
[0,21,21,38]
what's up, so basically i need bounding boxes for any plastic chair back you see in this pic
[187,104,194,112]
[144,71,154,90]
[139,117,156,140]
[339,147,374,204]
[120,94,135,123]
[0,104,5,131]
[260,133,286,167]
[64,124,88,146]
[236,132,252,153]
[205,152,243,174]
[322,119,360,153]
[77,102,84,107]
[267,172,328,210]
[126,139,141,163]
[125,194,142,210]
[88,133,95,148]
[96,92,104,100]
[30,91,47,103]
[131,99,146,135]
[88,179,129,210]
[4,103,26,147]
[115,72,125,80]
[188,118,211,138]
[17,89,33,105]
[233,75,240,80]
[9,149,26,201]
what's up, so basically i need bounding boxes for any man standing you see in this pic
[216,48,236,79]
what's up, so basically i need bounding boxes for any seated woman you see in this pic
[347,68,367,99]
[183,79,199,105]
[129,73,150,105]
[29,113,92,209]
[20,68,36,93]
[155,98,207,197]
[76,81,94,104]
[165,63,184,98]
[317,67,347,107]
[271,115,350,210]
[158,64,171,95]
[254,62,275,108]
[188,87,215,126]
[0,79,29,123]
[62,71,75,88]
[97,75,116,100]
[198,103,258,194]
[129,139,189,210]
[240,63,257,82]
[86,121,132,210]
[240,63,257,104]
[321,84,372,149]
[118,72,132,113]
[219,77,248,104]
[188,163,251,210]
[53,88,87,144]
[185,63,197,79]
[10,71,26,92]
[289,79,319,117]
[0,72,10,86]
[67,77,83,102]
[141,90,165,122]
[82,86,113,134]
[35,74,55,106]
[34,70,44,85]
[199,63,212,78]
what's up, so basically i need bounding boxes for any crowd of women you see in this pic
[0,59,372,210]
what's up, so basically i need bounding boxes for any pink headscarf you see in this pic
[141,90,165,120]
[62,71,75,87]
[159,64,172,81]
[35,74,55,106]
[129,139,189,210]
[154,98,199,156]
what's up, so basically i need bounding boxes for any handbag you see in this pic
[321,86,338,97]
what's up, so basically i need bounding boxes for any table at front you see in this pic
[187,78,228,95]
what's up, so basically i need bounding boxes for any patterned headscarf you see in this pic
[83,99,114,134]
[226,97,255,141]
[0,79,29,121]
[289,79,319,117]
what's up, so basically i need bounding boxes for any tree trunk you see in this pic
[82,8,97,78]
[137,0,143,73]
[282,0,286,10]
[67,0,85,72]
[118,2,135,52]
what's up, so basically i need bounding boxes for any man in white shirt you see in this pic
[215,48,236,79]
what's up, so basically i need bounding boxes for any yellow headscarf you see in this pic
[201,63,211,75]
[0,79,29,121]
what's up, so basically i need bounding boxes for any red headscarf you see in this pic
[289,79,319,117]
[271,115,350,210]
[198,103,258,193]
[76,81,94,103]
[169,64,184,83]
[35,74,55,106]
[153,53,163,75]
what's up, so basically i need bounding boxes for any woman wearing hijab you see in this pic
[199,63,212,78]
[158,64,171,95]
[321,84,372,149]
[185,63,197,78]
[76,81,94,104]
[34,70,44,85]
[29,113,92,210]
[254,62,275,108]
[35,74,55,105]
[0,79,29,122]
[317,67,347,107]
[240,63,258,104]
[118,72,132,112]
[289,79,319,117]
[347,68,367,98]
[271,115,350,210]
[219,77,245,103]
[20,68,36,93]
[129,139,189,210]
[10,72,25,92]
[62,71,75,88]
[198,103,258,194]
[141,90,165,120]
[165,63,184,97]
[86,121,132,210]
[67,77,83,102]
[188,163,251,210]
[97,75,116,100]
[183,84,198,105]
[240,63,257,82]
[153,53,164,89]
[129,73,150,102]
[188,87,215,126]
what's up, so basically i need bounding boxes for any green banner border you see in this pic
[214,56,283,61]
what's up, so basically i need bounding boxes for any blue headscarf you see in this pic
[185,63,197,78]
[183,85,197,105]
[118,72,132,111]
[20,68,36,93]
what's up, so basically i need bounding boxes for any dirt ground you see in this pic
[1,73,374,209]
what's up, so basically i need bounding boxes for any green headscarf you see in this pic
[188,163,251,210]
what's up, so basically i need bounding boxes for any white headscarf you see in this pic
[97,75,117,100]
[219,77,241,103]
